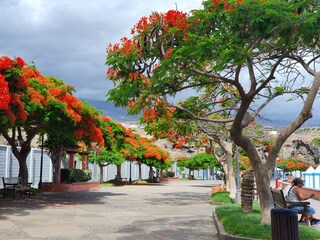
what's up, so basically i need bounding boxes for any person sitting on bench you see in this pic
[287,178,320,226]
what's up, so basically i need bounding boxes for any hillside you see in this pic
[1,99,319,165]
[81,98,139,123]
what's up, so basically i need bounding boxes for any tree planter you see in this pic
[160,177,180,182]
[211,185,226,194]
[42,182,100,192]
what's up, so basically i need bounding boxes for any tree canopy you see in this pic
[105,0,320,223]
[0,56,104,184]
[177,152,219,171]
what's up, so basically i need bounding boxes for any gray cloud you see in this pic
[0,0,202,100]
[1,0,318,125]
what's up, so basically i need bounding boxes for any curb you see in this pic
[212,207,258,240]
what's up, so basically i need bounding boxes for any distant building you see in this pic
[264,126,278,135]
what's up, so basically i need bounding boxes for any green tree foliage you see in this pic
[0,57,104,185]
[105,0,320,223]
[178,152,219,171]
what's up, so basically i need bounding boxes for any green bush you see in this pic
[166,171,175,177]
[61,169,71,182]
[61,169,92,182]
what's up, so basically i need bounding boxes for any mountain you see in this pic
[82,98,319,129]
[81,98,139,123]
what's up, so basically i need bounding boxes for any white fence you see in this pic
[0,145,212,188]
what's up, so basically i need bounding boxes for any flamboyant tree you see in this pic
[277,158,310,172]
[142,142,171,180]
[0,56,58,185]
[0,56,104,185]
[88,116,171,182]
[88,147,125,183]
[141,109,238,197]
[93,116,127,180]
[177,152,219,175]
[45,86,105,183]
[118,125,171,180]
[106,0,320,224]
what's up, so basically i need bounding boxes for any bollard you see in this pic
[271,208,299,240]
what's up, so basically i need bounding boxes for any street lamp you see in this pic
[129,161,132,184]
[38,133,44,189]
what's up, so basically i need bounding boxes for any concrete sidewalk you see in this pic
[1,180,319,239]
[0,180,219,240]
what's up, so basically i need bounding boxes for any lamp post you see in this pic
[235,145,241,204]
[93,149,97,182]
[129,161,132,184]
[38,133,44,189]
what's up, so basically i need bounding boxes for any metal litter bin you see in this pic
[271,208,298,240]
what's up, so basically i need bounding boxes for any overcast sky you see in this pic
[0,0,202,101]
[0,0,319,124]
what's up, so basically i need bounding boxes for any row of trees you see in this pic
[87,116,172,182]
[177,152,220,178]
[105,0,320,224]
[0,56,172,187]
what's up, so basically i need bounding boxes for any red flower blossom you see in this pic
[0,75,10,109]
[15,57,26,68]
[0,56,14,72]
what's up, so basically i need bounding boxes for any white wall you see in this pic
[0,145,215,187]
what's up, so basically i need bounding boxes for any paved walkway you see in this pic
[0,180,219,240]
[1,180,319,239]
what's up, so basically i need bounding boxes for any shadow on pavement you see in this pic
[0,191,127,218]
[114,216,215,240]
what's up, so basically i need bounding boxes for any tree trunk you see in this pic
[219,154,237,199]
[18,157,29,186]
[52,158,61,183]
[149,166,153,181]
[241,170,255,213]
[12,145,30,186]
[48,145,63,183]
[99,165,104,183]
[116,164,122,179]
[138,162,142,180]
[232,131,274,224]
[1,128,36,186]
[213,141,237,199]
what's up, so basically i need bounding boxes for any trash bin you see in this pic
[271,208,299,240]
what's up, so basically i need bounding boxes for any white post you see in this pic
[93,151,97,182]
[29,148,34,183]
[5,146,11,177]
[49,153,53,182]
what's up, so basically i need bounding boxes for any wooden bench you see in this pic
[2,177,32,199]
[270,187,310,226]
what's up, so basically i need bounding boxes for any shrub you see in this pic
[60,169,92,182]
[167,171,175,177]
[61,169,71,182]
